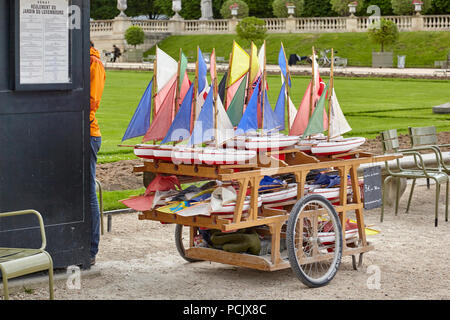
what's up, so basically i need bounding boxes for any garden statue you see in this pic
[200,0,214,20]
[117,0,127,17]
[171,0,183,20]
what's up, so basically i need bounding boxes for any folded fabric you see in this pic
[259,175,285,191]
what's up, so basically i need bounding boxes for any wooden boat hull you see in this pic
[311,137,366,156]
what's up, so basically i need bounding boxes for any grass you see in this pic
[99,188,146,212]
[144,32,450,68]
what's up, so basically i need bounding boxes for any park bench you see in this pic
[0,210,54,300]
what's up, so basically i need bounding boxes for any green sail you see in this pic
[226,74,247,127]
[302,83,329,139]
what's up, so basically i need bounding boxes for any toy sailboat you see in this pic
[291,48,365,156]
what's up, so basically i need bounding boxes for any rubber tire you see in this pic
[175,224,201,263]
[286,194,343,288]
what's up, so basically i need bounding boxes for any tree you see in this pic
[429,0,450,14]
[361,0,394,16]
[330,0,365,16]
[125,26,145,48]
[243,0,275,18]
[302,0,337,17]
[220,0,249,19]
[126,0,164,19]
[272,0,305,18]
[391,0,432,15]
[156,0,202,20]
[236,16,267,46]
[90,0,118,20]
[368,18,399,52]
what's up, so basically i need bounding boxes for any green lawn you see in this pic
[96,70,450,163]
[145,32,450,68]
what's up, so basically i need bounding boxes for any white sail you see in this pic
[216,96,235,146]
[258,42,265,74]
[288,96,297,130]
[329,88,352,138]
[156,47,178,93]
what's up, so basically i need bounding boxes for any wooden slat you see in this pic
[233,178,249,224]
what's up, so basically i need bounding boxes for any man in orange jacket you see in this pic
[90,41,106,266]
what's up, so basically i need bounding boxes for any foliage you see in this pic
[220,0,249,19]
[156,0,202,20]
[361,0,394,16]
[368,18,399,52]
[429,0,450,14]
[272,0,305,18]
[330,0,365,16]
[126,0,164,19]
[243,0,275,18]
[391,0,432,15]
[90,0,118,20]
[125,26,145,48]
[302,0,337,17]
[236,17,267,46]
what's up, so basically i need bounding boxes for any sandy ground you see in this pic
[8,182,450,300]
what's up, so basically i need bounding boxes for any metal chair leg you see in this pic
[395,177,401,216]
[446,180,449,223]
[435,180,440,228]
[406,179,416,213]
[381,175,393,222]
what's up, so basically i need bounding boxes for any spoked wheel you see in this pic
[286,194,343,288]
[175,224,201,263]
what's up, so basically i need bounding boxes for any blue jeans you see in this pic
[90,136,102,258]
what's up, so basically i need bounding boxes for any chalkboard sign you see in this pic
[363,166,382,210]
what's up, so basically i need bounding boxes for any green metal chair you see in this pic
[408,126,450,173]
[0,210,54,300]
[380,129,449,227]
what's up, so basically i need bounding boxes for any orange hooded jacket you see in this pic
[90,47,106,137]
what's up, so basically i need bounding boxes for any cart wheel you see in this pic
[286,194,343,288]
[175,224,201,263]
[143,172,156,188]
[352,253,364,271]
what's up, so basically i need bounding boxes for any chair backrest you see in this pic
[380,129,400,153]
[408,126,438,148]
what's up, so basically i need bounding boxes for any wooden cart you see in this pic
[133,149,399,288]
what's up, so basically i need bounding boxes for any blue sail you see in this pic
[263,90,281,132]
[236,78,261,134]
[122,80,153,142]
[161,84,194,144]
[274,82,286,131]
[187,85,214,146]
[197,48,208,93]
[278,47,291,87]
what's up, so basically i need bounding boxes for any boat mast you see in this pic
[223,42,234,110]
[245,42,254,105]
[175,48,182,114]
[261,40,267,132]
[281,42,291,130]
[327,48,334,142]
[190,46,200,133]
[151,45,159,144]
[213,48,219,147]
[309,46,315,122]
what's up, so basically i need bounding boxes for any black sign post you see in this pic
[0,0,91,269]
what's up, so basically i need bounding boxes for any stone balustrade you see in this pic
[90,14,450,57]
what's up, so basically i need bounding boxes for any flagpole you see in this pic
[281,42,291,131]
[191,46,199,133]
[327,48,334,142]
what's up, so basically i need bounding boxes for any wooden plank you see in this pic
[250,177,262,221]
[269,221,284,265]
[223,215,288,232]
[133,161,233,179]
[233,177,249,224]
[350,164,367,246]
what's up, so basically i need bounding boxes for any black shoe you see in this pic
[90,257,96,266]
